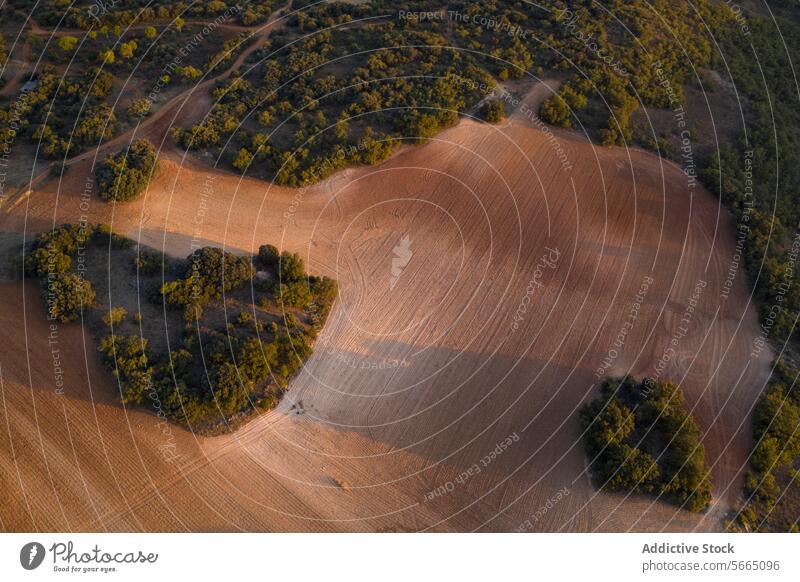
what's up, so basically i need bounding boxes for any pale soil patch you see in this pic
[0,109,769,531]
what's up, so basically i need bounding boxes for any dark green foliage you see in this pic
[699,13,800,346]
[43,272,96,322]
[581,377,712,513]
[133,248,164,276]
[171,7,494,185]
[94,224,135,249]
[97,334,152,404]
[160,247,254,309]
[24,225,97,322]
[257,244,279,269]
[258,246,307,284]
[734,359,800,532]
[277,251,305,283]
[96,139,159,202]
[480,100,505,124]
[276,281,312,309]
[30,0,261,29]
[24,224,93,277]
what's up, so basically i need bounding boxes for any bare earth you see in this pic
[0,100,770,531]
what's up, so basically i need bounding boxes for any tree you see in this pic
[102,306,128,327]
[480,100,505,124]
[96,139,159,202]
[98,334,152,404]
[278,251,305,283]
[258,244,279,269]
[581,377,712,512]
[210,362,252,416]
[144,27,157,39]
[161,247,254,307]
[539,95,572,128]
[44,273,96,322]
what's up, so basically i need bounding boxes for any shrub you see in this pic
[96,139,159,202]
[236,311,253,326]
[176,65,202,81]
[127,98,152,119]
[57,36,78,52]
[97,334,152,404]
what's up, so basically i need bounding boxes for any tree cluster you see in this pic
[96,139,159,202]
[24,224,97,323]
[734,359,800,532]
[581,377,712,513]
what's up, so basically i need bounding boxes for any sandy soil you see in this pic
[0,97,771,531]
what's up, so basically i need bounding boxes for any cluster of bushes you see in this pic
[23,222,338,432]
[23,224,97,322]
[531,0,719,145]
[733,359,800,532]
[0,66,116,158]
[581,377,713,513]
[99,241,335,431]
[95,139,159,202]
[689,8,800,531]
[255,244,338,315]
[480,100,505,124]
[160,246,255,316]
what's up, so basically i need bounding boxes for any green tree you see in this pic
[44,273,96,322]
[96,139,159,202]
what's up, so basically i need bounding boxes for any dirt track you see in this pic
[0,100,771,530]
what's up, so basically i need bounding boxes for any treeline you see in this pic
[732,359,800,532]
[171,3,495,186]
[23,224,338,433]
[18,0,274,29]
[701,11,800,346]
[529,0,720,145]
[581,377,712,513]
[692,6,800,532]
